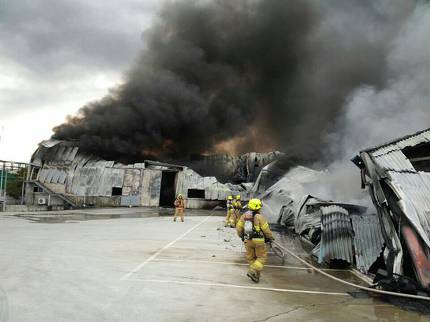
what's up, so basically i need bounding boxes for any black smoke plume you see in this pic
[53,0,415,163]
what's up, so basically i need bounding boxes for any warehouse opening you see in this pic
[159,171,177,207]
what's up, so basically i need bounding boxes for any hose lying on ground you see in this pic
[271,241,430,302]
[269,242,286,260]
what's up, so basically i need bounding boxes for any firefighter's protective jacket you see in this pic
[174,198,185,209]
[236,211,273,242]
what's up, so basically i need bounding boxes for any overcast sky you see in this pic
[0,0,160,162]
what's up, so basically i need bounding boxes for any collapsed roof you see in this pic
[258,128,430,294]
[354,128,430,292]
[255,161,384,273]
[174,152,283,184]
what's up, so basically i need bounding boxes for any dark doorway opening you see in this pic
[188,189,205,198]
[159,171,177,207]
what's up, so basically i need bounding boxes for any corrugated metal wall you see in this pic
[31,140,248,208]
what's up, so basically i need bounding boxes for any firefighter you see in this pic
[233,194,242,225]
[236,198,274,283]
[173,194,186,222]
[225,195,235,227]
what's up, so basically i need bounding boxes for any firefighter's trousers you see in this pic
[244,239,267,273]
[226,209,235,227]
[174,208,184,222]
[234,210,241,226]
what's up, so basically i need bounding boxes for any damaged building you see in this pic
[354,128,430,293]
[257,162,385,275]
[259,128,430,295]
[24,140,279,211]
[23,128,430,294]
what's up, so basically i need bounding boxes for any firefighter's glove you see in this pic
[266,238,274,245]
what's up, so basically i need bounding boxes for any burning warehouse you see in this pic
[4,0,430,319]
[23,127,430,295]
[25,139,280,210]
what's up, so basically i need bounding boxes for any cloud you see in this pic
[0,0,159,75]
[0,0,160,161]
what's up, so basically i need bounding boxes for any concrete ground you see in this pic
[0,208,429,322]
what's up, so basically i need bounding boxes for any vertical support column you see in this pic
[0,162,3,196]
[26,164,31,181]
[21,179,25,205]
[0,162,3,211]
[3,167,7,212]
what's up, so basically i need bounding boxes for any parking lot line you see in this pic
[126,278,350,296]
[151,258,347,271]
[120,215,213,280]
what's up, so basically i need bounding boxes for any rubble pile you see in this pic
[258,128,430,295]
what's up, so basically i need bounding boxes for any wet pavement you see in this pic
[0,208,429,321]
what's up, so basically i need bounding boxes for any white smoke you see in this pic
[315,2,430,206]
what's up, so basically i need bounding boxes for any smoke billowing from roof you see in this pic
[53,0,416,163]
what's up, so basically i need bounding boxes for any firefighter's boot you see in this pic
[246,269,259,283]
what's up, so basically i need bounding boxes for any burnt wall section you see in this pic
[175,151,283,183]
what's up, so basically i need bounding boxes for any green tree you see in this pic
[6,168,27,200]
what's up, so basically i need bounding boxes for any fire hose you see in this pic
[270,240,430,302]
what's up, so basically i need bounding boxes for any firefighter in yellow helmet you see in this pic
[233,194,242,225]
[225,195,235,227]
[173,194,186,222]
[236,198,274,283]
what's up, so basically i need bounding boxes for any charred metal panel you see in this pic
[176,167,244,201]
[140,169,152,206]
[149,170,162,206]
[140,169,162,206]
[295,196,328,237]
[97,167,124,196]
[38,168,48,183]
[357,128,430,289]
[121,194,140,207]
[52,169,60,183]
[373,150,415,172]
[122,169,142,196]
[318,206,354,264]
[351,213,384,273]
[45,168,55,183]
[58,169,67,184]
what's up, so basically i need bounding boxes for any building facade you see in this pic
[25,140,247,210]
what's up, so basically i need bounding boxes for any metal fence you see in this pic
[0,160,29,211]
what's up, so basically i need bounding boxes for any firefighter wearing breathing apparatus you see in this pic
[236,198,274,283]
[233,195,242,225]
[225,195,235,227]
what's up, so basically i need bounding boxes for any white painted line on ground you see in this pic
[151,258,347,271]
[152,258,297,268]
[120,215,213,280]
[126,278,350,296]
